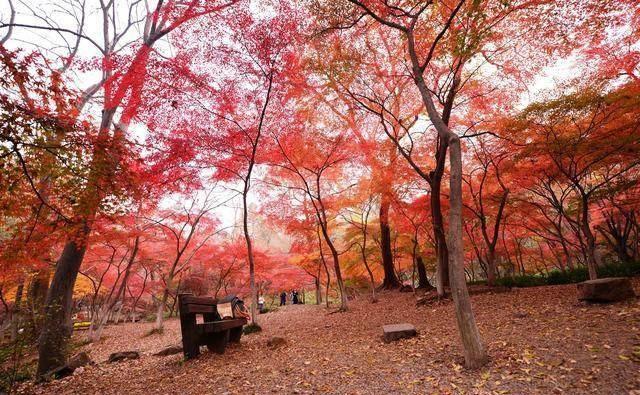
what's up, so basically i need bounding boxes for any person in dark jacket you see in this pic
[280,291,287,306]
[292,290,299,305]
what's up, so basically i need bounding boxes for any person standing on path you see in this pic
[280,291,287,306]
[292,290,299,305]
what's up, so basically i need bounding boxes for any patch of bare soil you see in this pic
[18,280,640,394]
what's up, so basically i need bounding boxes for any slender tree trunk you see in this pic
[11,281,24,342]
[379,195,400,289]
[361,245,377,302]
[155,287,169,331]
[240,74,272,326]
[407,32,488,367]
[560,237,574,270]
[243,186,258,325]
[416,256,431,289]
[317,226,331,308]
[580,195,600,280]
[429,142,450,297]
[89,236,139,342]
[321,222,348,310]
[448,137,488,368]
[314,277,322,305]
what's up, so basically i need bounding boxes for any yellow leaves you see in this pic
[473,371,491,388]
[584,344,600,353]
[619,346,640,362]
[633,346,640,359]
[521,348,535,364]
[343,370,355,376]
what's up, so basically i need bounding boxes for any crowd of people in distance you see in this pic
[255,290,302,314]
[280,290,300,306]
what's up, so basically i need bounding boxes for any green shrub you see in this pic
[599,260,640,278]
[243,324,262,335]
[496,274,547,288]
[496,261,639,288]
[260,306,278,314]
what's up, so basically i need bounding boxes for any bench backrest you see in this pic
[179,294,222,319]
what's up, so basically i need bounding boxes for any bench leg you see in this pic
[206,330,229,354]
[184,338,200,359]
[178,300,200,359]
[229,326,243,343]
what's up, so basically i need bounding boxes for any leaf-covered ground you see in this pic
[19,281,640,394]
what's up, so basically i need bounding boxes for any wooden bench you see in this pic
[178,293,247,359]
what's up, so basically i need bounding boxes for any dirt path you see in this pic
[19,281,640,394]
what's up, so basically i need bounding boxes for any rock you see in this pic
[416,293,450,306]
[68,352,93,369]
[266,337,287,349]
[154,345,183,356]
[382,323,417,343]
[43,352,93,380]
[577,277,636,303]
[73,367,85,376]
[108,351,140,363]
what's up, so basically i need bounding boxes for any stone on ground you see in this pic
[68,352,92,369]
[154,345,183,356]
[577,277,636,303]
[382,323,417,343]
[266,337,287,349]
[44,352,94,380]
[108,351,140,363]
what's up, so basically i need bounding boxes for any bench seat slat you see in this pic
[196,318,247,334]
[181,295,218,305]
[184,304,218,314]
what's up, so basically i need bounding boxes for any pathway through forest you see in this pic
[20,281,640,394]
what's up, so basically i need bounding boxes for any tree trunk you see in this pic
[379,196,401,289]
[321,223,348,311]
[243,187,258,325]
[580,195,600,280]
[27,268,50,334]
[11,281,24,342]
[155,287,169,331]
[317,227,331,308]
[314,277,322,305]
[37,104,117,377]
[407,32,488,367]
[429,141,450,297]
[485,250,497,286]
[37,230,89,377]
[361,246,377,302]
[416,256,432,289]
[448,136,489,369]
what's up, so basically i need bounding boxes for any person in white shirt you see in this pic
[258,296,265,313]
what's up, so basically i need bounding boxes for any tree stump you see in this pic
[108,351,140,363]
[382,323,417,343]
[577,277,636,303]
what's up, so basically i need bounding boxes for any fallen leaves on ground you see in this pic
[18,280,640,394]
